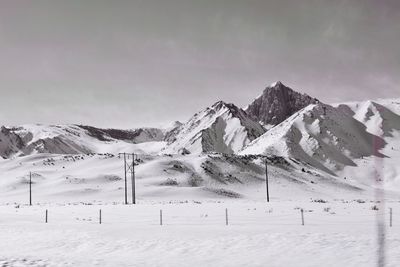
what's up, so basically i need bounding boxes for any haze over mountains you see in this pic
[1,81,400,200]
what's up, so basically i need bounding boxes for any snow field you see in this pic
[1,202,400,267]
[2,201,398,227]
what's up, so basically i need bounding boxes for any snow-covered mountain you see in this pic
[336,99,400,138]
[1,82,399,195]
[334,99,400,188]
[245,81,319,128]
[1,84,400,201]
[0,124,166,158]
[240,103,387,174]
[163,101,266,154]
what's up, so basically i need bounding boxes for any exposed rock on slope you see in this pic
[77,125,164,143]
[245,81,319,127]
[163,101,266,154]
[0,126,25,158]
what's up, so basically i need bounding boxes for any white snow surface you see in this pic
[2,153,381,205]
[0,202,399,267]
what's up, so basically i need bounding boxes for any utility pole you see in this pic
[265,160,269,202]
[119,153,137,205]
[123,153,128,205]
[131,153,136,204]
[29,172,32,206]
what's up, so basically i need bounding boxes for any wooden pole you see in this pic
[390,208,393,227]
[29,172,32,206]
[99,209,102,224]
[265,161,269,203]
[132,153,136,204]
[301,209,304,226]
[225,208,229,225]
[160,209,163,225]
[45,209,48,223]
[123,153,128,205]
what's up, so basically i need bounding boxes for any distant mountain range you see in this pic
[1,82,399,179]
[0,124,166,158]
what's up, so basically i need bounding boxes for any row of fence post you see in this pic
[298,208,394,227]
[38,208,393,226]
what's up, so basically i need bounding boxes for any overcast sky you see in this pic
[0,0,399,128]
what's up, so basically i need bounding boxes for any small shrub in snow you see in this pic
[173,164,183,169]
[208,188,241,198]
[312,199,328,203]
[371,205,379,211]
[355,199,365,204]
[161,178,178,186]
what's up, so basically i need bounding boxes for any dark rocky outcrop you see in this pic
[245,81,319,126]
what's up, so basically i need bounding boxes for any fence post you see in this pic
[301,209,304,226]
[225,208,229,226]
[160,209,163,226]
[45,209,48,223]
[390,208,393,227]
[99,209,102,224]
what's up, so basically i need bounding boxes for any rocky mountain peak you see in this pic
[210,100,242,115]
[245,81,319,126]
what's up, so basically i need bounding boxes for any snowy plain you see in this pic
[1,201,399,267]
[1,149,400,266]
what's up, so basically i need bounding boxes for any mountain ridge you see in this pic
[162,100,266,154]
[0,84,398,187]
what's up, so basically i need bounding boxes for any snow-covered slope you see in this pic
[334,98,400,189]
[245,81,319,127]
[163,101,265,154]
[1,152,379,204]
[336,99,400,137]
[0,124,166,158]
[240,103,386,174]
